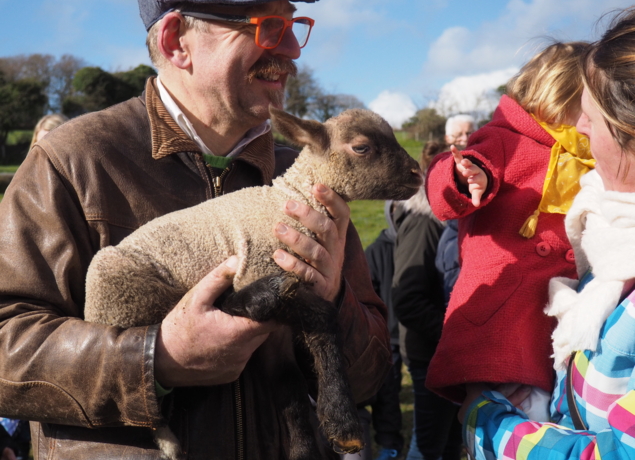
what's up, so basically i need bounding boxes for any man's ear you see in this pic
[270,106,329,153]
[157,12,191,70]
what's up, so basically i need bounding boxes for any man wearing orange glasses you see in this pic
[0,1,392,459]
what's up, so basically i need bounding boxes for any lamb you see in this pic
[84,106,422,460]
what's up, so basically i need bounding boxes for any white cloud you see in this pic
[429,68,519,119]
[368,91,417,129]
[295,0,388,29]
[422,0,635,81]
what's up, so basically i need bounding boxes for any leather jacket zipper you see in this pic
[233,378,245,460]
[208,164,232,198]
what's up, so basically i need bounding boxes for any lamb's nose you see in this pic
[412,169,423,186]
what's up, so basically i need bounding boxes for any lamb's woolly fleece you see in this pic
[546,169,635,369]
[84,151,334,327]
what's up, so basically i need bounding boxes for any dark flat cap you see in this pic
[139,0,318,30]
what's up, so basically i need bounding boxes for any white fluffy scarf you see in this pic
[546,170,635,370]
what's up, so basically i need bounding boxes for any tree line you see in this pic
[0,55,369,155]
[284,65,365,122]
[0,54,156,149]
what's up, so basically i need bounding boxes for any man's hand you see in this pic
[451,145,488,207]
[458,382,533,424]
[273,184,349,302]
[155,256,277,387]
[495,383,533,409]
[458,382,492,423]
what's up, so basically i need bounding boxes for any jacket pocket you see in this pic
[458,272,524,326]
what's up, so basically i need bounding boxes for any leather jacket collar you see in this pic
[145,77,276,185]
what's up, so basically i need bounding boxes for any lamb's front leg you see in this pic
[217,274,364,455]
[292,292,365,455]
[217,274,322,460]
[256,329,323,460]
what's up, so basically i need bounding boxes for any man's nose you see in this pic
[271,27,301,60]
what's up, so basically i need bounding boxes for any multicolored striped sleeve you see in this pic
[464,390,635,460]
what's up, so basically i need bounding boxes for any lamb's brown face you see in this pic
[322,110,422,201]
[268,106,422,202]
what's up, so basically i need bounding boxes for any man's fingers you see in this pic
[273,224,330,285]
[274,185,347,302]
[273,248,318,284]
[190,256,239,310]
[311,184,350,239]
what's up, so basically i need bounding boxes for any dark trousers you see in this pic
[406,365,462,460]
[371,346,404,452]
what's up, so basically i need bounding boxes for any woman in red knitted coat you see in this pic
[425,41,595,420]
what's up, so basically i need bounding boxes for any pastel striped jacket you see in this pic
[464,287,635,460]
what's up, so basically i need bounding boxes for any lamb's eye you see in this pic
[352,145,370,154]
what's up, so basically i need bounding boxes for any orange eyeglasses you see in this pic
[180,11,315,49]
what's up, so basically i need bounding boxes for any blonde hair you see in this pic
[30,113,69,149]
[507,41,589,126]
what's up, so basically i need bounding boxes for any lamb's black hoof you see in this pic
[331,438,365,455]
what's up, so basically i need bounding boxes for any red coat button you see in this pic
[566,249,575,263]
[536,242,551,256]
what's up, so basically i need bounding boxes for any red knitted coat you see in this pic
[425,95,578,403]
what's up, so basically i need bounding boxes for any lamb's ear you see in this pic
[270,106,329,154]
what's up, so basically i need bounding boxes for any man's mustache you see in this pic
[246,58,298,83]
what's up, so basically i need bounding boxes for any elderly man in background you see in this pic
[0,1,391,459]
[444,114,475,151]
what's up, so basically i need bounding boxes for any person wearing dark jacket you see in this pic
[392,152,462,460]
[434,219,460,306]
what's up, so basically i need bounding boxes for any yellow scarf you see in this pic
[519,118,595,238]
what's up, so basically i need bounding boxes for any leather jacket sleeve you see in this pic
[0,147,163,428]
[336,223,392,403]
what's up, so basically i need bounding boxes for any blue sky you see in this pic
[2,0,634,126]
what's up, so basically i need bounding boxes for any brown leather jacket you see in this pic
[0,79,391,460]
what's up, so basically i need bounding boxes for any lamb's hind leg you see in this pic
[85,246,185,327]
